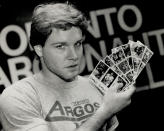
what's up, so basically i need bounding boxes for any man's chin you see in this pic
[64,72,79,81]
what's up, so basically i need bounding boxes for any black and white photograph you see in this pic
[0,0,163,131]
[111,48,126,64]
[103,55,114,67]
[92,61,109,80]
[130,41,146,59]
[101,68,118,87]
[117,60,131,74]
[122,44,131,57]
[142,47,154,64]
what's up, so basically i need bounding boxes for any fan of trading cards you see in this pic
[88,40,154,94]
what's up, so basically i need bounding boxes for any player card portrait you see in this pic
[111,47,126,64]
[112,65,123,75]
[103,55,114,67]
[101,68,118,88]
[120,74,131,85]
[122,44,131,57]
[88,60,110,93]
[126,71,134,83]
[117,60,131,74]
[92,61,109,80]
[130,41,146,59]
[137,62,145,76]
[142,47,154,64]
[127,57,133,70]
[115,76,128,91]
[133,57,141,73]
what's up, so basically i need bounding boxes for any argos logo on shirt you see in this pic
[45,100,100,122]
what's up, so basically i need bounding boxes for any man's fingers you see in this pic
[122,84,136,97]
[109,82,124,92]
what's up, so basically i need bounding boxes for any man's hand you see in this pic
[76,83,136,131]
[99,83,136,119]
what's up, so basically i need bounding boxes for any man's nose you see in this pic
[67,46,78,60]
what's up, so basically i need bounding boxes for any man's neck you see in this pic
[38,70,78,88]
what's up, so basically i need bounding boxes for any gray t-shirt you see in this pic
[0,74,118,131]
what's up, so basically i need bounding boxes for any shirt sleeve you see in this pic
[0,84,48,131]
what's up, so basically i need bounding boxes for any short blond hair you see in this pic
[30,2,88,47]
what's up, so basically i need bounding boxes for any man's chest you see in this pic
[40,90,102,130]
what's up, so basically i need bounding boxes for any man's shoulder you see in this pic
[1,75,37,98]
[7,75,35,88]
[0,74,40,109]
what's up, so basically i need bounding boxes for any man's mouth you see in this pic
[66,64,79,68]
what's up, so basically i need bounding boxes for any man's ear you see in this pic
[33,45,43,57]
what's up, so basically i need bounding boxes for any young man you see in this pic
[0,2,135,131]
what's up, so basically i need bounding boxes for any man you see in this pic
[0,2,135,131]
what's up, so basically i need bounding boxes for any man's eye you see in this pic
[75,42,82,47]
[55,44,65,49]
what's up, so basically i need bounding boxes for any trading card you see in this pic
[133,57,141,72]
[103,55,123,75]
[91,60,109,80]
[111,47,126,64]
[89,60,129,93]
[112,65,123,75]
[111,45,133,75]
[111,64,132,85]
[100,68,129,92]
[127,57,133,70]
[137,62,145,76]
[111,47,134,83]
[110,40,153,82]
[135,46,154,78]
[130,40,146,59]
[142,47,154,64]
[115,76,128,91]
[129,40,145,76]
[121,74,131,84]
[117,60,131,74]
[103,55,114,67]
[121,43,131,57]
[88,60,110,93]
[125,71,134,83]
[89,40,153,93]
[132,57,141,78]
[121,42,134,72]
[101,68,118,88]
[89,79,106,95]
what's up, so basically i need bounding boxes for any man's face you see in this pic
[40,27,84,81]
